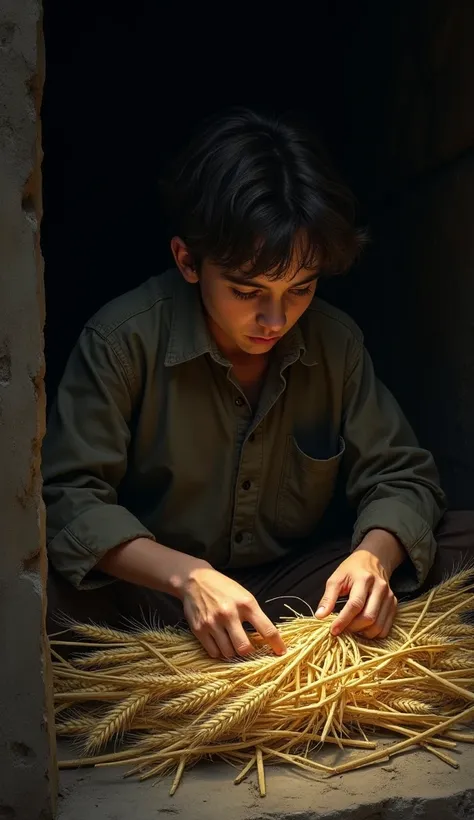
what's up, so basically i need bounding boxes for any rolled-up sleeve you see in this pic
[42,328,155,589]
[342,339,446,592]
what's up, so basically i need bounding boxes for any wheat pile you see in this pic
[51,571,474,797]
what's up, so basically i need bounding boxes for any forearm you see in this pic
[343,341,446,588]
[96,537,212,599]
[354,528,406,576]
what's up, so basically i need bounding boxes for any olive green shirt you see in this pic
[42,268,446,591]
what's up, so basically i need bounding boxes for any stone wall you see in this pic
[0,1,56,818]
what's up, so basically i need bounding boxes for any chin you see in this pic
[236,339,257,353]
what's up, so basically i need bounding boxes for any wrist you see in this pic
[168,557,212,600]
[354,529,406,576]
[102,537,213,599]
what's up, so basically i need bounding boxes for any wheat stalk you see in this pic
[85,693,151,752]
[52,569,474,796]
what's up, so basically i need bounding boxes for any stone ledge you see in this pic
[57,739,474,820]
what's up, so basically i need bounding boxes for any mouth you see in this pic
[246,335,281,345]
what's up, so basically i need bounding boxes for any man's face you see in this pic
[197,257,319,358]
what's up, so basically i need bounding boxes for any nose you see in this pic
[257,299,286,334]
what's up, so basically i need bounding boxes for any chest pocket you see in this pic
[275,435,345,538]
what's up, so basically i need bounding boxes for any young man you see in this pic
[44,107,458,660]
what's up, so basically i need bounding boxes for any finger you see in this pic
[226,618,255,657]
[316,576,343,619]
[184,604,222,659]
[193,630,221,659]
[210,625,236,659]
[248,609,286,655]
[379,595,398,639]
[331,578,372,636]
[357,592,394,640]
[347,579,390,634]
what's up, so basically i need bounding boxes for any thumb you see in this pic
[315,578,341,619]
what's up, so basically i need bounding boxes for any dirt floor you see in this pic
[56,737,474,819]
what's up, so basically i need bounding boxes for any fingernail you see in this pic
[316,606,325,617]
[331,626,340,636]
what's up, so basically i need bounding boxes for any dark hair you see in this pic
[162,107,366,279]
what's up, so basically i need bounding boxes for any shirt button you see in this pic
[242,480,251,491]
[235,397,244,407]
[235,532,243,543]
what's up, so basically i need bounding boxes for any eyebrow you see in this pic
[221,270,320,288]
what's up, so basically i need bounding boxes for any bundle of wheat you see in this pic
[51,570,474,797]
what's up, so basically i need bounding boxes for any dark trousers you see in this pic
[47,511,474,633]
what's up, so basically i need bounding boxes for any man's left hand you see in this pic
[315,530,406,639]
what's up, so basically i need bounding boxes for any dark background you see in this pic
[41,0,474,507]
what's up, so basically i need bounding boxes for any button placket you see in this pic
[230,426,263,558]
[227,336,304,562]
[246,349,301,439]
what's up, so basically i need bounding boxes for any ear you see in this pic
[170,237,199,283]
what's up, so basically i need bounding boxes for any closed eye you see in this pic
[231,285,314,301]
[289,285,312,297]
[231,288,258,300]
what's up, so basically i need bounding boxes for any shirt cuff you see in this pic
[351,498,437,594]
[47,505,156,589]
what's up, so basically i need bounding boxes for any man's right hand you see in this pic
[179,565,286,659]
[97,537,285,660]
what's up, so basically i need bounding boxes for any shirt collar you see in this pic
[279,321,318,368]
[164,273,216,367]
[164,269,317,368]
